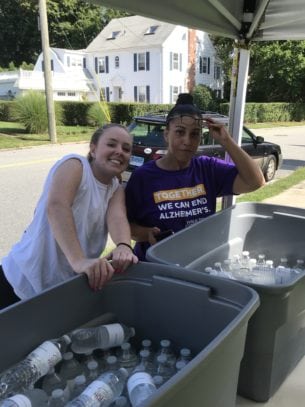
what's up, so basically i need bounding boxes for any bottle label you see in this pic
[127,372,155,393]
[82,380,114,402]
[7,394,31,407]
[105,324,125,347]
[28,341,62,376]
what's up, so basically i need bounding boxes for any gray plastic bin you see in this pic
[0,262,258,407]
[147,202,305,402]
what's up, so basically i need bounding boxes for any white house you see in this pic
[0,15,223,103]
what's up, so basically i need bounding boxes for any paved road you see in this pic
[1,126,305,260]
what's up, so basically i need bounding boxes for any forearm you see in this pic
[108,214,133,246]
[47,202,85,268]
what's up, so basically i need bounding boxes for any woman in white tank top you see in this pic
[1,124,138,309]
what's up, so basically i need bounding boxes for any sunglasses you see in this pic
[167,114,208,127]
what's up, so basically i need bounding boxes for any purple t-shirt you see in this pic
[125,156,238,260]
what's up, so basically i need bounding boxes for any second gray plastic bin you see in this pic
[0,262,259,407]
[147,202,305,402]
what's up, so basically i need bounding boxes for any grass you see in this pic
[237,166,305,202]
[0,121,94,149]
[215,166,305,211]
[246,120,305,129]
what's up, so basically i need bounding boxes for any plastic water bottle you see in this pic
[230,254,242,278]
[105,356,120,372]
[70,374,87,399]
[139,340,154,362]
[154,355,175,381]
[41,367,63,395]
[262,260,276,284]
[293,259,305,273]
[0,341,62,398]
[66,367,128,407]
[275,257,293,284]
[0,389,48,407]
[133,350,154,375]
[86,361,99,383]
[117,343,138,374]
[240,251,250,270]
[127,372,157,407]
[177,348,192,364]
[71,324,135,354]
[256,254,266,272]
[152,375,164,388]
[48,388,68,407]
[80,351,97,373]
[155,339,176,368]
[58,352,83,391]
[175,360,187,371]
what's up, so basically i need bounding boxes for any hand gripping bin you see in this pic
[147,202,305,402]
[0,262,258,407]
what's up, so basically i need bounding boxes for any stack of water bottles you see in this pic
[0,321,193,406]
[204,250,305,285]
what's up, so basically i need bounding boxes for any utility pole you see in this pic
[38,0,57,143]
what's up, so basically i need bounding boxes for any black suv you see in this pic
[127,112,283,182]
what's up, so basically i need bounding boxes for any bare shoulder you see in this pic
[53,157,83,184]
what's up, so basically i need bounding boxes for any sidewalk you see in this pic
[262,180,305,209]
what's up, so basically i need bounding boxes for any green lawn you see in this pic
[0,121,94,149]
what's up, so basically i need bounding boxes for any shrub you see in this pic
[192,84,213,110]
[87,102,110,126]
[12,91,62,134]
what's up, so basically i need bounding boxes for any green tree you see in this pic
[0,1,129,66]
[0,1,41,66]
[192,84,213,110]
[247,41,305,102]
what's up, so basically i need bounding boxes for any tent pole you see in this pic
[222,44,250,209]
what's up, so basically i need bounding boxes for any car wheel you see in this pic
[264,155,277,182]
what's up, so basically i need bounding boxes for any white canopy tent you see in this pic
[90,0,305,205]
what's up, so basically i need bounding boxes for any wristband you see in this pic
[116,242,133,252]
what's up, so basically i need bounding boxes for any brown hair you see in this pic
[87,123,129,163]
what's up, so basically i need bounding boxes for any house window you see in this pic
[144,25,158,35]
[134,85,150,103]
[170,53,182,71]
[71,57,82,67]
[170,85,181,103]
[95,56,109,74]
[214,65,221,80]
[67,92,76,96]
[115,56,119,68]
[200,56,210,74]
[107,31,120,40]
[138,86,146,102]
[138,53,146,71]
[57,92,66,97]
[134,52,150,71]
[41,60,54,71]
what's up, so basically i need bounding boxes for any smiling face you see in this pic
[163,115,202,169]
[89,126,132,183]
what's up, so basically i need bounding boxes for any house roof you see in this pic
[86,15,178,53]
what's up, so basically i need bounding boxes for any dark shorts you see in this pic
[0,265,20,310]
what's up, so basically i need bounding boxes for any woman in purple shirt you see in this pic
[125,93,265,260]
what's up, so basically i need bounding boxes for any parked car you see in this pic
[126,112,283,182]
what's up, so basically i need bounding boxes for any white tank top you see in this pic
[2,154,119,299]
